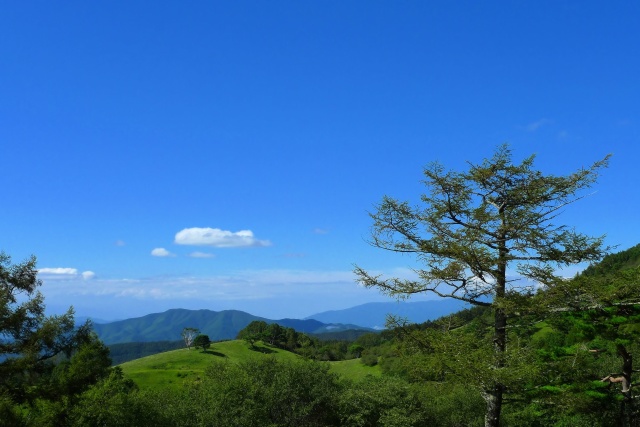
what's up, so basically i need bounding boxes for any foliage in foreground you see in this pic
[35,357,491,427]
[0,252,114,425]
[4,248,640,426]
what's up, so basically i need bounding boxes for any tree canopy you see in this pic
[193,334,211,352]
[0,252,96,403]
[0,251,114,423]
[181,327,199,350]
[355,144,610,427]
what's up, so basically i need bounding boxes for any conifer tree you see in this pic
[355,144,610,427]
[0,252,92,403]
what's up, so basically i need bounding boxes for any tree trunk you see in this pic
[484,306,507,427]
[486,230,508,427]
[484,384,504,427]
[618,345,634,426]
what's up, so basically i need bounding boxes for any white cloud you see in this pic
[151,248,175,257]
[82,271,96,280]
[39,267,96,281]
[174,227,271,248]
[188,251,216,258]
[115,240,126,247]
[39,267,78,275]
[313,228,329,235]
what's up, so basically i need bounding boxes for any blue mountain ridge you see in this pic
[90,308,371,345]
[305,299,470,329]
[88,299,468,344]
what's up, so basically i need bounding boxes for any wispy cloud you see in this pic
[151,248,175,257]
[313,228,329,235]
[37,268,446,319]
[174,227,271,248]
[115,240,126,247]
[39,269,357,301]
[39,267,95,280]
[188,251,215,258]
[40,267,79,275]
[524,118,552,132]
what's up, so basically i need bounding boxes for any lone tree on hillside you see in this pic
[354,144,610,427]
[193,334,211,352]
[181,327,199,350]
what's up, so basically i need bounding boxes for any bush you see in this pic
[361,351,379,367]
[138,357,342,427]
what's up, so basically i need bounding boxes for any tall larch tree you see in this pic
[354,144,610,427]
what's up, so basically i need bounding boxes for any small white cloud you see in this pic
[174,227,271,248]
[39,267,79,275]
[82,271,96,280]
[115,240,126,247]
[313,228,329,235]
[151,248,175,257]
[188,252,216,258]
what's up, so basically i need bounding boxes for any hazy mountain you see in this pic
[306,299,470,329]
[75,316,116,325]
[92,308,371,344]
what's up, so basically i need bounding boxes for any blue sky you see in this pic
[1,1,639,320]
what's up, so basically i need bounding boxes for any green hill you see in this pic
[119,339,380,390]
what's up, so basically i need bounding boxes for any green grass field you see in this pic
[328,357,382,381]
[119,340,380,390]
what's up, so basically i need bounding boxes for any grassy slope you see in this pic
[328,357,382,381]
[119,340,380,390]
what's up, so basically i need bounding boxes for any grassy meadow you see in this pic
[119,339,380,390]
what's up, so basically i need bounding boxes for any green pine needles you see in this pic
[355,144,610,427]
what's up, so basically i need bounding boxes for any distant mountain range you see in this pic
[88,298,472,345]
[89,244,640,345]
[305,299,470,329]
[91,308,372,345]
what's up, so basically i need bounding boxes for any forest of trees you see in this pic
[236,320,368,361]
[2,146,640,426]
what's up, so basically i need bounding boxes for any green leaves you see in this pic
[192,334,211,352]
[357,144,610,305]
[1,252,94,405]
[354,145,610,426]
